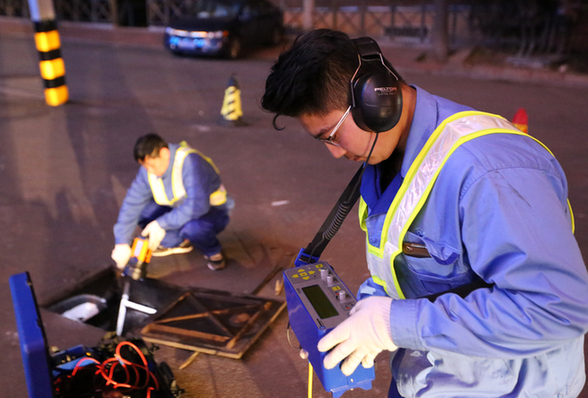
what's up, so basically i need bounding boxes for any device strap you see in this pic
[297,166,364,265]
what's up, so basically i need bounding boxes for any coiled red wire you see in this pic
[56,340,160,397]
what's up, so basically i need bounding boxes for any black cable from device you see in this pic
[307,132,380,261]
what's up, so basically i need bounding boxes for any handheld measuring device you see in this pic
[284,252,375,397]
[283,166,374,397]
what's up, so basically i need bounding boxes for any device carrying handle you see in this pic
[297,166,364,265]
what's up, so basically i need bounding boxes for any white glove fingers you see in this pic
[322,337,358,370]
[361,352,377,369]
[147,238,159,251]
[319,296,395,373]
[141,220,165,251]
[340,348,369,376]
[111,244,132,269]
[317,322,351,353]
[348,299,366,315]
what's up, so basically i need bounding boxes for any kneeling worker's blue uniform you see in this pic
[114,142,231,256]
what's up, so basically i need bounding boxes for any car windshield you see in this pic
[189,0,242,19]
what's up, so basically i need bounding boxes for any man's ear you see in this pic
[160,147,171,161]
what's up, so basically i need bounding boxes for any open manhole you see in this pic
[45,267,183,334]
[44,267,285,358]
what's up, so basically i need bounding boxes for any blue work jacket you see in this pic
[113,143,224,245]
[359,87,588,397]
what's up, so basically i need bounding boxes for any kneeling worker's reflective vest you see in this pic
[359,111,574,299]
[148,143,227,207]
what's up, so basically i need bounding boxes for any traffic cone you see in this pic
[512,108,528,134]
[219,74,245,126]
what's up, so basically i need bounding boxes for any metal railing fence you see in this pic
[0,0,29,17]
[0,0,112,21]
[280,3,472,44]
[2,0,587,58]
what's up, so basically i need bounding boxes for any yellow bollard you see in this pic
[33,20,68,106]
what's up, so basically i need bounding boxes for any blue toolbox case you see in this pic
[9,271,181,398]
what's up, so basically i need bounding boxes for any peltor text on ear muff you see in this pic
[350,37,403,133]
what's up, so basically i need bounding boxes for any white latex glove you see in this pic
[111,244,132,270]
[141,220,166,251]
[317,296,398,376]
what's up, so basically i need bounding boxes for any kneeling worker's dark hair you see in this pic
[133,133,169,162]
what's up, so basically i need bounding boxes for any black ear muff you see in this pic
[350,37,403,133]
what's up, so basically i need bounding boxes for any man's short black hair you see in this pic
[261,29,358,122]
[261,29,403,129]
[133,133,169,162]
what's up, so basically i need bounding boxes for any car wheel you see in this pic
[227,37,242,59]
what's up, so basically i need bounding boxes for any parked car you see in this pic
[163,0,284,58]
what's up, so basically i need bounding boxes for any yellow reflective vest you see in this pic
[358,111,573,299]
[147,143,227,207]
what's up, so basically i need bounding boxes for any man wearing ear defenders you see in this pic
[262,29,588,397]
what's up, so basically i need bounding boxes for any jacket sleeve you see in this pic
[156,153,220,230]
[390,167,588,358]
[357,277,389,300]
[113,169,153,245]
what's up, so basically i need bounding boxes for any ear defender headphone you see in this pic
[350,37,403,133]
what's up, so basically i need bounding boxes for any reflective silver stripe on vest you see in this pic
[148,146,192,206]
[171,147,189,200]
[367,113,522,299]
[148,146,227,207]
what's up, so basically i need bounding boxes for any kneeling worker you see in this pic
[111,133,231,271]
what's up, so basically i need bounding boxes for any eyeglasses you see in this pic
[315,106,351,147]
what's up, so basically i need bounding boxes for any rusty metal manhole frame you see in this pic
[141,288,285,359]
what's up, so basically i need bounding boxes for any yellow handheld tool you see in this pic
[123,237,152,280]
[117,237,157,336]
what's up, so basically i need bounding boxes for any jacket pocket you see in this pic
[398,232,474,297]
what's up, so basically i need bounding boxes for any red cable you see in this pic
[71,357,101,376]
[115,341,160,391]
[60,340,161,396]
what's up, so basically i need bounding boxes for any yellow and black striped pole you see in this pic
[219,74,245,126]
[28,0,68,106]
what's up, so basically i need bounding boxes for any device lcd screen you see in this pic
[302,285,338,319]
